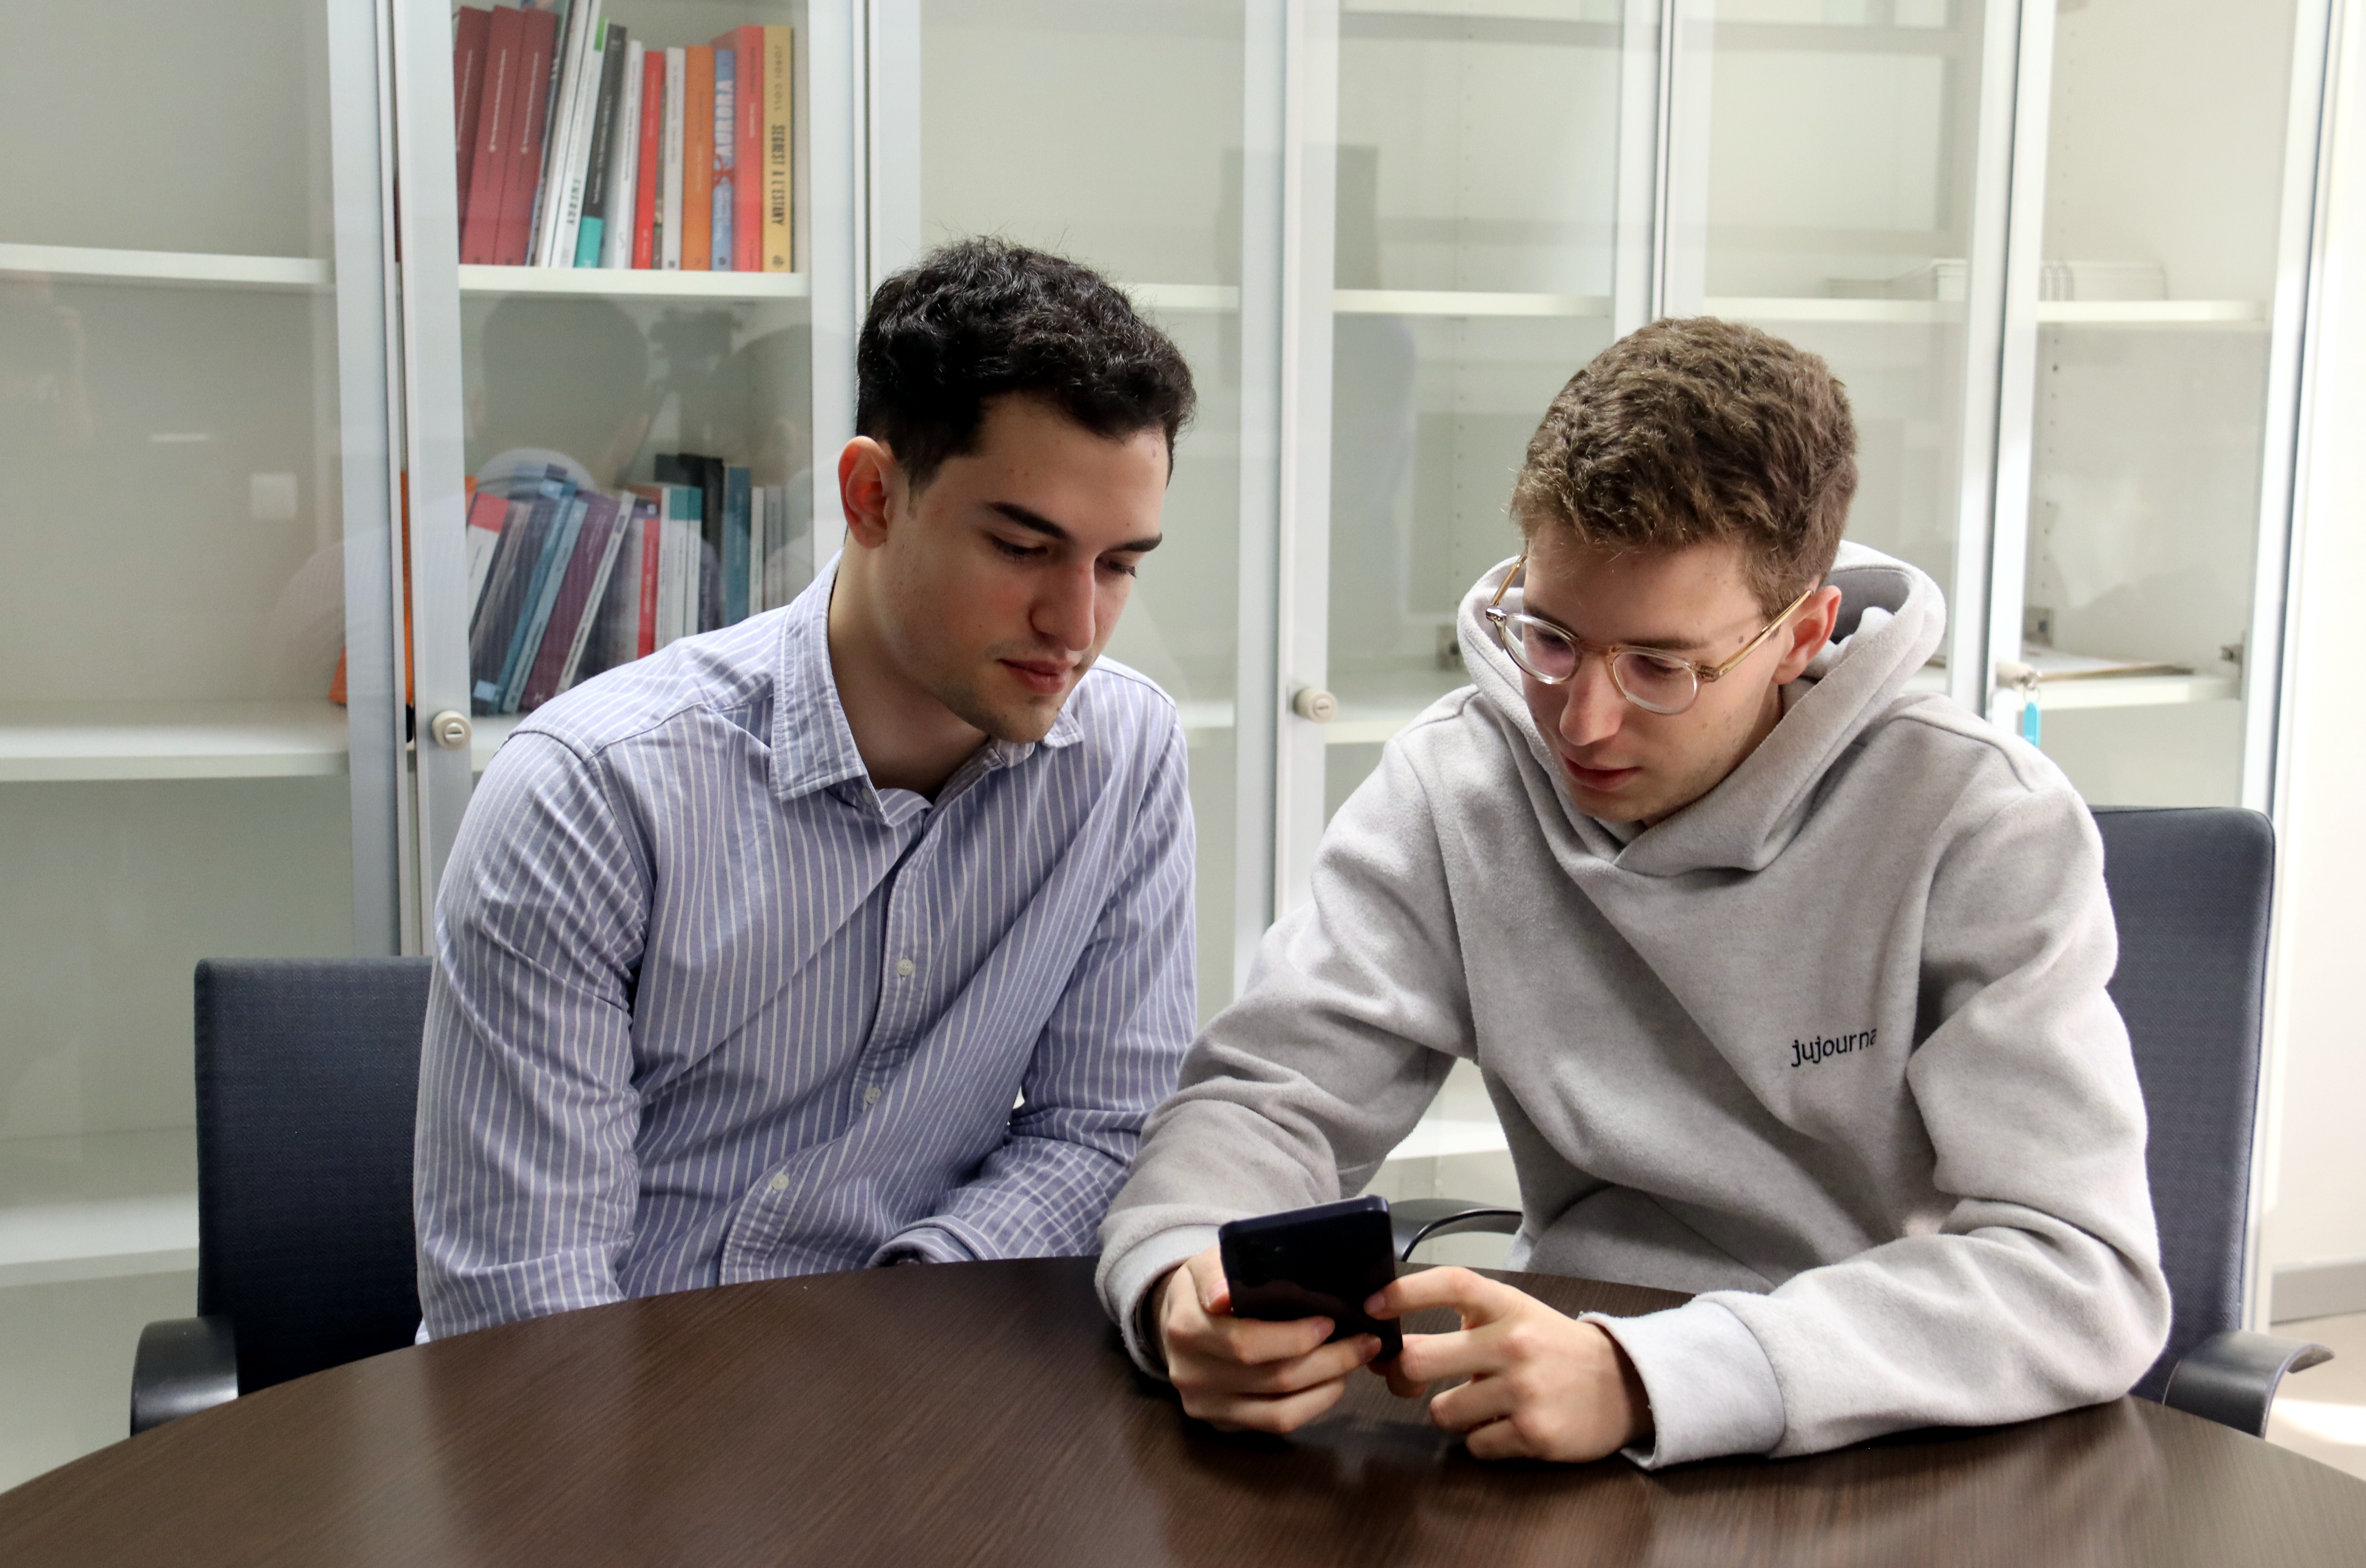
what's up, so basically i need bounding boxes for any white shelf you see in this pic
[1123,284,1613,318]
[0,701,350,783]
[2035,299,2267,326]
[1383,1118,1510,1163]
[1335,288,1612,318]
[1704,297,1961,325]
[0,1130,197,1289]
[456,264,809,302]
[1128,283,1240,313]
[0,242,329,293]
[1999,673,2239,711]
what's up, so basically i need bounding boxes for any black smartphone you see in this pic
[1217,1195,1403,1361]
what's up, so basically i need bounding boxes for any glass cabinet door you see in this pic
[1661,0,2012,706]
[0,0,397,1486]
[395,0,829,882]
[892,0,1263,1016]
[1316,0,1643,826]
[1994,0,2319,809]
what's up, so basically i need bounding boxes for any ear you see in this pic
[1771,585,1843,684]
[837,436,901,550]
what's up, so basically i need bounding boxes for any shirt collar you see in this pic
[768,556,1088,811]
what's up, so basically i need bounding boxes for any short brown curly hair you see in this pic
[1510,318,1857,615]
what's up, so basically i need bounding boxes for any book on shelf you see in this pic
[661,47,687,270]
[598,38,645,269]
[710,45,736,270]
[492,4,560,266]
[458,6,522,264]
[454,5,794,273]
[454,9,491,220]
[681,46,716,272]
[631,45,662,268]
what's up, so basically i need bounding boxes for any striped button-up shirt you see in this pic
[414,563,1196,1336]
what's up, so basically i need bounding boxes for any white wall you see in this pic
[2266,0,2366,1321]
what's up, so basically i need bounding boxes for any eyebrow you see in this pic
[1524,601,1715,655]
[988,500,1162,556]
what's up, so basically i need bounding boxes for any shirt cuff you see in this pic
[866,1223,977,1268]
[1583,1297,1787,1469]
[1098,1224,1222,1378]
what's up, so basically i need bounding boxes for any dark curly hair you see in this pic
[855,237,1197,490]
[1511,318,1858,614]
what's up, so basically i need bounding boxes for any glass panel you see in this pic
[1668,0,1993,634]
[449,1,817,757]
[2014,0,2298,806]
[915,0,1250,1019]
[0,0,360,1485]
[1324,2,1626,817]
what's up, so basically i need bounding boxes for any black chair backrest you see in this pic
[193,957,431,1394]
[2092,807,2274,1402]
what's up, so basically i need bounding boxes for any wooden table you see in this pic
[4,1258,2364,1566]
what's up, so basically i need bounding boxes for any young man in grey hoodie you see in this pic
[1095,317,2171,1468]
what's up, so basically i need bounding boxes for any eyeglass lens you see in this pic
[1502,616,1698,715]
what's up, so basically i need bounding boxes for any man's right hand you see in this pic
[1154,1243,1386,1433]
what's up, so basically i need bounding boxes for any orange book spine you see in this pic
[681,46,715,271]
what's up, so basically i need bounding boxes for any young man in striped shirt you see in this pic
[415,238,1201,1334]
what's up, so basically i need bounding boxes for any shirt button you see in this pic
[895,957,915,978]
[768,1172,789,1192]
[863,1085,882,1106]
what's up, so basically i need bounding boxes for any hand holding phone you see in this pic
[1217,1195,1403,1361]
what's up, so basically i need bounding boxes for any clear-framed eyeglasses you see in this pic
[1481,556,1819,717]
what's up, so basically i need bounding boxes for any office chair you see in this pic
[129,957,431,1435]
[1394,805,2330,1437]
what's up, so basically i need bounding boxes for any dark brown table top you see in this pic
[5,1257,2364,1566]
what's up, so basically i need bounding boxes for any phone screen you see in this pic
[1217,1195,1404,1361]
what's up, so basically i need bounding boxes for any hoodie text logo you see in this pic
[1791,1029,1877,1068]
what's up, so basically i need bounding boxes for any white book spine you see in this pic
[603,40,645,269]
[661,49,686,270]
[532,0,601,264]
[531,0,591,265]
[551,6,607,267]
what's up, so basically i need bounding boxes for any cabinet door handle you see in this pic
[428,710,474,751]
[1291,687,1338,723]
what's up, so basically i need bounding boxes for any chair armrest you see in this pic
[1391,1198,1524,1262]
[131,1315,239,1436]
[2159,1329,2333,1438]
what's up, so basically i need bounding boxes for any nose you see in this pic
[1555,651,1627,749]
[1032,559,1099,654]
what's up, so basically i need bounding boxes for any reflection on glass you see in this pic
[916,0,1249,1016]
[459,293,816,716]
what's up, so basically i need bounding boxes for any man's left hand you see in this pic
[1365,1266,1653,1463]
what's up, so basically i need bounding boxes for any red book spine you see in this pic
[636,501,661,657]
[493,4,562,266]
[458,5,521,264]
[453,8,491,220]
[632,49,662,269]
[715,26,764,274]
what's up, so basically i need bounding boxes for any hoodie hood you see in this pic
[1456,540,1949,876]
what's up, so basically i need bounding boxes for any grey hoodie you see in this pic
[1095,543,2171,1466]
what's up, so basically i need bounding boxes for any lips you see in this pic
[1000,658,1074,697]
[1561,757,1641,792]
